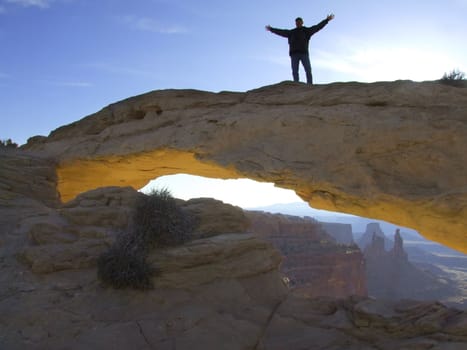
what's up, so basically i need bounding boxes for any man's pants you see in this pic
[291,53,313,84]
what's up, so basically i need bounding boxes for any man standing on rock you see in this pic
[266,14,335,84]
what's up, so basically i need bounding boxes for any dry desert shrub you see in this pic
[97,188,193,289]
[440,69,466,87]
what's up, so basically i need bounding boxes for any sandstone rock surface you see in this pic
[180,198,249,239]
[1,149,467,349]
[261,294,467,350]
[0,152,286,348]
[22,81,467,253]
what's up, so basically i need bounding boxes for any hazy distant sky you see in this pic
[1,0,466,210]
[141,175,304,208]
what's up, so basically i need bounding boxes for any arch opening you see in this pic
[140,173,418,237]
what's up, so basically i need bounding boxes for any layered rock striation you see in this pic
[22,81,467,253]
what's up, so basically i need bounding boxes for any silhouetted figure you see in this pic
[266,14,334,84]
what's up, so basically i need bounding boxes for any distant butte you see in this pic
[23,80,467,253]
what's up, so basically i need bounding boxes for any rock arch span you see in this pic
[24,81,467,253]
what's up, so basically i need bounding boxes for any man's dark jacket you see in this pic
[269,18,329,56]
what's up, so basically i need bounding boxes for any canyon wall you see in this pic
[320,222,354,244]
[363,227,460,303]
[246,211,367,298]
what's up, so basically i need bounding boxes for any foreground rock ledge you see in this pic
[23,80,467,253]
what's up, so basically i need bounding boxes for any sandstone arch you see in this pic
[24,81,467,253]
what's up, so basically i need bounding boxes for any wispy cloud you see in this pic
[5,0,54,8]
[0,5,6,13]
[118,15,187,34]
[45,80,93,88]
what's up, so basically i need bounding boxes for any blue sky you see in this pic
[1,0,466,145]
[1,0,466,213]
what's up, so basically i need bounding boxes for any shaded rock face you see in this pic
[1,150,467,349]
[321,222,354,245]
[246,211,367,298]
[358,222,393,251]
[17,186,143,274]
[22,81,467,253]
[15,190,249,275]
[262,294,467,350]
[0,150,59,209]
[392,228,408,261]
[180,197,249,239]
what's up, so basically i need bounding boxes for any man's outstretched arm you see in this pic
[265,25,290,38]
[308,13,335,35]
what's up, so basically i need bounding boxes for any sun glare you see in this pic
[315,44,462,82]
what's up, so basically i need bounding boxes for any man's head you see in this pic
[295,17,303,28]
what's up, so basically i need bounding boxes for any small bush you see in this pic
[0,139,18,148]
[97,188,193,289]
[134,188,193,247]
[440,69,466,87]
[97,244,154,290]
[442,69,465,81]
